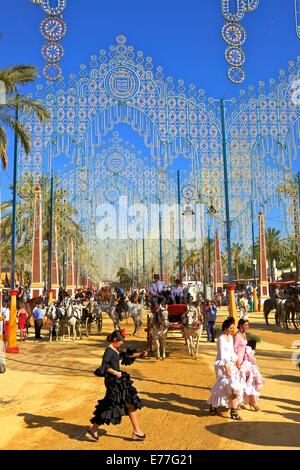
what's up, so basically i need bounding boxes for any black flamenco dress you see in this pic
[90,347,143,426]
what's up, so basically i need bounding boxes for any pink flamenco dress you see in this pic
[208,335,243,409]
[234,333,263,405]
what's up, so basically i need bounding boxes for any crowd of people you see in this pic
[1,275,264,431]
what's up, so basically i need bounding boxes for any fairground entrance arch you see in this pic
[18,35,300,283]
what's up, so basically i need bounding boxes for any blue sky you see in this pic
[0,0,299,230]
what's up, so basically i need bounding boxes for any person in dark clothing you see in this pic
[115,288,128,321]
[87,330,148,442]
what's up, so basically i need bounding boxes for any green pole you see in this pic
[177,170,183,283]
[11,97,19,291]
[220,99,233,285]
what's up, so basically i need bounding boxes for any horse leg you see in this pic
[73,320,77,341]
[78,321,82,340]
[285,309,289,330]
[195,332,200,358]
[161,336,166,360]
[264,306,269,325]
[292,312,298,330]
[199,325,203,339]
[155,337,160,359]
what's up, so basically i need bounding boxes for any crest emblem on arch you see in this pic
[104,66,140,100]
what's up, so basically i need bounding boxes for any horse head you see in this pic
[185,306,198,327]
[157,304,169,329]
[46,303,57,320]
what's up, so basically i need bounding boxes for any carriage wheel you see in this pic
[85,317,92,337]
[97,313,103,333]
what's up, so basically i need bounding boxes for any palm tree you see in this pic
[0,175,86,285]
[265,227,281,281]
[116,267,131,289]
[0,65,51,168]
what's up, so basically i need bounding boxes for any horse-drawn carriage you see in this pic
[146,304,188,357]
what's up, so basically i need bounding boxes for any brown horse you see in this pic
[284,295,300,330]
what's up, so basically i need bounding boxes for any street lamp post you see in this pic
[296,171,300,282]
[220,99,237,323]
[252,259,258,312]
[7,97,19,354]
[48,170,54,304]
[177,170,183,284]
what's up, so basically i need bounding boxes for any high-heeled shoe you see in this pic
[209,405,218,415]
[230,408,242,420]
[249,403,260,411]
[132,432,147,440]
[86,429,99,441]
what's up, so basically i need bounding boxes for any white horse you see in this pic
[60,298,82,341]
[182,305,202,358]
[98,301,143,335]
[148,305,169,360]
[45,303,61,342]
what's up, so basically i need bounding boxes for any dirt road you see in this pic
[0,310,299,450]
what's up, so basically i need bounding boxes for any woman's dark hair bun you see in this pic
[107,330,124,343]
[222,318,233,332]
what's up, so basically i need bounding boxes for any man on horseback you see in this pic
[150,274,164,309]
[115,287,128,322]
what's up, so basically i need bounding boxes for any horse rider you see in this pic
[115,287,128,321]
[171,279,184,304]
[150,274,164,309]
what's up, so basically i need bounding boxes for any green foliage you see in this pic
[116,267,131,289]
[0,65,51,169]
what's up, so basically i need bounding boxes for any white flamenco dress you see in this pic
[208,334,243,408]
[239,346,264,404]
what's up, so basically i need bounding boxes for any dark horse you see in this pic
[264,298,278,325]
[283,295,300,330]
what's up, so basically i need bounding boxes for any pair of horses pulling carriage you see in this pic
[146,303,202,360]
[264,294,300,330]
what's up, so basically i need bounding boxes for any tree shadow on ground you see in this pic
[139,391,208,417]
[250,322,300,335]
[261,395,300,407]
[17,413,107,442]
[268,374,300,383]
[263,409,300,423]
[206,421,300,447]
[8,357,93,377]
[256,350,291,360]
[132,376,210,391]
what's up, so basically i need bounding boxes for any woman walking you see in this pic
[208,318,243,420]
[87,330,148,442]
[234,319,263,411]
[17,303,28,341]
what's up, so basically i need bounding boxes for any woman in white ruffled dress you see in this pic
[208,318,243,420]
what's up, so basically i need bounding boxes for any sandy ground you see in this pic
[0,308,300,451]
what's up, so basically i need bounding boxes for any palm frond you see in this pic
[0,125,8,168]
[7,96,51,122]
[0,66,39,93]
